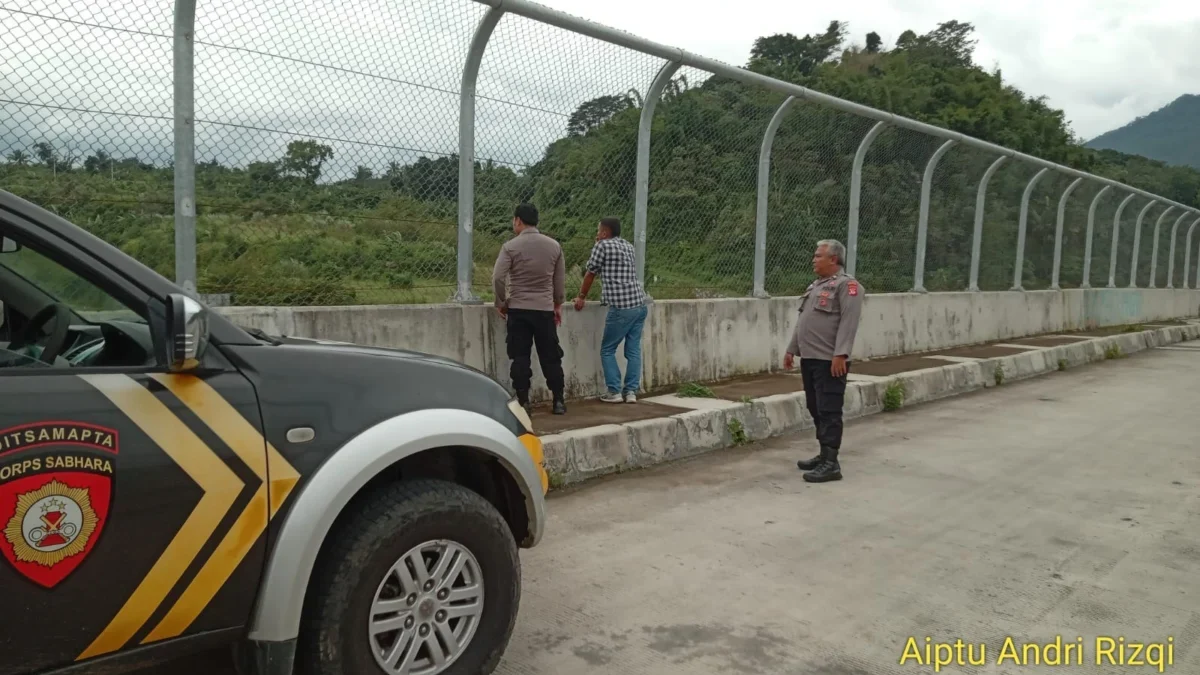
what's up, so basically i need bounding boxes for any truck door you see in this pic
[0,225,276,674]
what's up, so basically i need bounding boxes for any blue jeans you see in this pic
[601,304,648,395]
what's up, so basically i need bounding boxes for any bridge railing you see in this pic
[2,0,1199,307]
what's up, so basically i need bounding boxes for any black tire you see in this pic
[297,479,521,675]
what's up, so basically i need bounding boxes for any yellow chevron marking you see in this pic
[141,374,300,643]
[77,374,241,660]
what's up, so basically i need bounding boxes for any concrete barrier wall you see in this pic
[216,289,1200,402]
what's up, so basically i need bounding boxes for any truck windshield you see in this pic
[0,245,145,325]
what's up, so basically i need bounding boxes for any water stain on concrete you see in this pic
[571,640,613,666]
[532,630,571,652]
[642,623,790,673]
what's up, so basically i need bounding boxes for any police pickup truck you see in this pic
[0,188,548,675]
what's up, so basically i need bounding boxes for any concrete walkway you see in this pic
[496,340,1200,674]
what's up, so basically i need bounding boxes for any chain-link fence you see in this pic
[3,0,1199,307]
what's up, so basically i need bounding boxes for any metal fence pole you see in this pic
[1166,212,1190,288]
[1127,199,1157,288]
[633,60,682,286]
[1050,177,1084,290]
[1012,167,1050,291]
[1082,185,1112,289]
[1188,217,1200,289]
[173,0,198,297]
[1147,206,1176,288]
[846,121,887,277]
[969,156,1007,292]
[912,139,956,293]
[753,96,795,298]
[454,7,504,304]
[1108,193,1136,288]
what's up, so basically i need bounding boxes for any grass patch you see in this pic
[546,469,566,490]
[1121,324,1146,333]
[677,382,716,398]
[993,363,1005,385]
[739,395,753,404]
[883,380,906,411]
[1057,358,1068,371]
[727,418,748,445]
[1104,344,1124,360]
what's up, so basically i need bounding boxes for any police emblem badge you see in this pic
[0,422,117,588]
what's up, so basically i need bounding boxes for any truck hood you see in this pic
[262,334,484,375]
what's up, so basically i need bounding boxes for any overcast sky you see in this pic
[537,0,1200,142]
[2,0,1197,177]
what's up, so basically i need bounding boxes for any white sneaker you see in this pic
[600,392,623,403]
[624,393,637,403]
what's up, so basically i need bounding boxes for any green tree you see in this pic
[280,140,333,183]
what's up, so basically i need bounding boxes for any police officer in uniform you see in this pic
[783,239,864,483]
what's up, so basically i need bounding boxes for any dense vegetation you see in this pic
[1087,94,1200,171]
[3,21,1199,306]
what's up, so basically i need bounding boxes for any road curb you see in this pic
[540,323,1200,489]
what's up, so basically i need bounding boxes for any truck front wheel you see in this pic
[298,479,521,675]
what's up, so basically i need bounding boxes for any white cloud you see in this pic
[535,0,1200,141]
[2,0,1197,176]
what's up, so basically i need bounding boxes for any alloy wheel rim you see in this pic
[367,539,485,675]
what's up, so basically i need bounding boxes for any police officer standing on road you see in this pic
[783,239,864,483]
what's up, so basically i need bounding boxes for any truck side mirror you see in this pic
[166,293,208,372]
[0,237,21,253]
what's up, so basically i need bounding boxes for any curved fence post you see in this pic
[1128,199,1158,288]
[1108,193,1136,288]
[912,139,956,293]
[1187,217,1200,289]
[753,96,796,298]
[969,156,1007,291]
[633,60,683,286]
[1012,167,1050,291]
[455,6,505,303]
[1050,176,1084,290]
[1148,206,1176,288]
[1166,212,1191,288]
[1081,185,1112,289]
[174,0,197,297]
[845,121,887,278]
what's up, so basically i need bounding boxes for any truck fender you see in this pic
[246,407,546,644]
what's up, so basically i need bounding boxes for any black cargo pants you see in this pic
[506,308,565,398]
[800,358,849,462]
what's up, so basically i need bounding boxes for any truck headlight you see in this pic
[507,397,534,434]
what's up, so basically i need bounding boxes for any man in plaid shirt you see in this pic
[573,217,649,403]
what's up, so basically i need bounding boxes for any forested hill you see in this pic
[1086,94,1200,170]
[3,20,1199,305]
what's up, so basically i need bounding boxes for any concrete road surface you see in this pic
[143,341,1200,674]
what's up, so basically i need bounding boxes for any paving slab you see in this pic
[706,372,805,400]
[529,398,689,435]
[644,394,744,411]
[924,354,983,363]
[1010,335,1095,347]
[852,354,950,376]
[935,344,1036,359]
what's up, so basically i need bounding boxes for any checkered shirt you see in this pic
[584,237,647,309]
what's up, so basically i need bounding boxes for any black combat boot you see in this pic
[516,389,532,415]
[552,392,567,415]
[803,459,842,483]
[796,447,827,471]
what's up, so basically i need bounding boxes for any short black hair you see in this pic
[514,202,539,226]
[599,216,621,237]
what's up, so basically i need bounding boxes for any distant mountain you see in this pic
[1086,94,1200,169]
